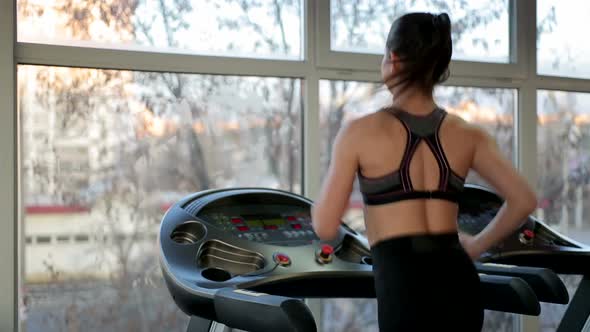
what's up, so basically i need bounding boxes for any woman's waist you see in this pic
[364,203,459,239]
[370,231,462,254]
[365,218,459,247]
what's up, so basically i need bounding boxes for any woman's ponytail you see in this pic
[432,13,452,84]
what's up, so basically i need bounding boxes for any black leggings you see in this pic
[371,233,483,332]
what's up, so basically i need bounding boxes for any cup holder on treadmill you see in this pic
[170,221,207,245]
[198,240,266,277]
[201,267,232,282]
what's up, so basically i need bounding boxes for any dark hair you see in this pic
[384,12,452,94]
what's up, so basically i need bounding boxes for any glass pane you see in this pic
[540,275,584,332]
[538,90,590,330]
[330,0,510,63]
[438,86,515,186]
[319,81,516,331]
[17,0,302,60]
[322,299,378,332]
[538,1,590,78]
[19,65,302,331]
[537,91,590,244]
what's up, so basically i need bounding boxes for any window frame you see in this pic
[4,0,590,331]
[16,43,313,78]
[0,0,16,331]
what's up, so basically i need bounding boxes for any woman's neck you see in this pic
[391,88,436,116]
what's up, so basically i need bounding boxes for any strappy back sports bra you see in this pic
[358,107,465,205]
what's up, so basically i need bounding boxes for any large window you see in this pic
[19,65,302,331]
[319,81,517,332]
[17,0,303,60]
[4,1,590,332]
[330,0,510,62]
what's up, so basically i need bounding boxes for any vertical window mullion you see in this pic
[0,0,17,330]
[303,0,321,200]
[303,0,323,323]
[518,0,539,329]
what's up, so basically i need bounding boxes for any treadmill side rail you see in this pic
[213,288,317,332]
[479,274,541,316]
[476,263,569,304]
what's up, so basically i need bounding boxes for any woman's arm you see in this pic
[311,121,360,240]
[463,128,537,258]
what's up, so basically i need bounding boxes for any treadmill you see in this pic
[159,187,570,332]
[458,184,590,332]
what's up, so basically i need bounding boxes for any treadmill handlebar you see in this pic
[476,263,569,304]
[213,288,317,332]
[479,274,540,316]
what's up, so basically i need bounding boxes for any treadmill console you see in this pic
[457,185,584,260]
[458,186,538,236]
[197,204,318,247]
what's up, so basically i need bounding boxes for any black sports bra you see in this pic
[358,107,465,205]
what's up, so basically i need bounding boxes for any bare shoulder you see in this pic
[443,112,490,144]
[333,111,387,151]
[339,111,384,137]
[332,115,364,149]
[443,112,470,129]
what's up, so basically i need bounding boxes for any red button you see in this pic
[286,216,296,221]
[264,225,278,230]
[274,253,291,266]
[237,226,249,231]
[321,244,334,256]
[292,224,302,229]
[231,218,243,224]
[523,229,535,239]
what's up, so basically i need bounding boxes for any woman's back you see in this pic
[352,108,476,245]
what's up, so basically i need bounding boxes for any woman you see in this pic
[312,12,537,331]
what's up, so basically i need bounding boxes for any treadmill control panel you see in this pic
[197,204,319,246]
[456,186,579,250]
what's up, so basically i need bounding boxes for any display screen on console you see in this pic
[242,215,285,227]
[197,204,319,247]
